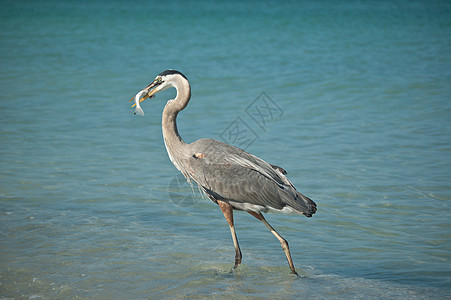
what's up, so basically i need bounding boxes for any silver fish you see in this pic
[133,90,146,116]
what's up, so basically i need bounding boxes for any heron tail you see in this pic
[298,193,317,217]
[281,188,317,217]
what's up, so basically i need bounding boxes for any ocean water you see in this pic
[1,0,450,298]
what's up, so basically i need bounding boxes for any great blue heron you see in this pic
[130,70,317,275]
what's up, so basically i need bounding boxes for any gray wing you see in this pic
[185,138,317,217]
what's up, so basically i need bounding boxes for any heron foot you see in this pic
[232,249,242,271]
[234,249,242,268]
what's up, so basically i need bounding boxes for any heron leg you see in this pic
[217,200,242,269]
[248,211,299,276]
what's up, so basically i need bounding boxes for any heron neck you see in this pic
[161,78,191,165]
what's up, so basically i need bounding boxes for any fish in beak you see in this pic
[129,78,162,116]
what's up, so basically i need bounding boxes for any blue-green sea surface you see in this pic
[1,1,450,299]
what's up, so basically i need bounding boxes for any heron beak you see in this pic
[129,80,159,107]
[145,84,160,99]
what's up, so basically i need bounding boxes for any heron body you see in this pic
[187,138,316,215]
[131,70,317,275]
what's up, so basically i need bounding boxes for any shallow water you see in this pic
[1,0,450,298]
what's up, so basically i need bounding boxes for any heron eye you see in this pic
[156,76,162,83]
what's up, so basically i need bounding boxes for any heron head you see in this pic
[130,70,187,107]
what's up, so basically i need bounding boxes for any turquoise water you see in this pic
[1,0,450,298]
